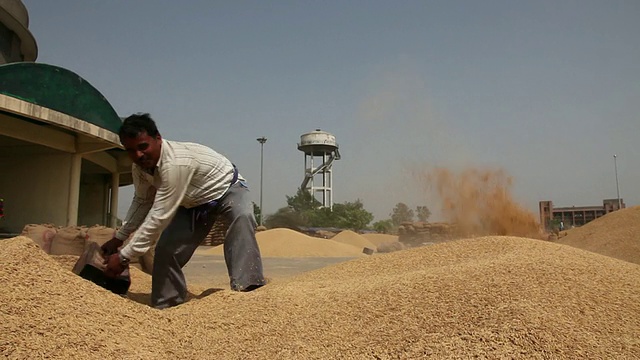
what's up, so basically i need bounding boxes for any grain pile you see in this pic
[360,233,399,246]
[330,230,377,251]
[2,234,639,359]
[48,253,182,306]
[200,228,367,257]
[1,237,177,359]
[556,206,640,265]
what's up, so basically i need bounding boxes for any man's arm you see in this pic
[119,165,195,259]
[115,167,155,241]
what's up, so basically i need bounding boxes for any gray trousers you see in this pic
[151,181,265,309]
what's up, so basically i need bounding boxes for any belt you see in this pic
[191,164,239,231]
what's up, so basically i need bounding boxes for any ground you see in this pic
[182,247,359,289]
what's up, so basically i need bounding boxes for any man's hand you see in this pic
[101,237,124,256]
[104,253,127,278]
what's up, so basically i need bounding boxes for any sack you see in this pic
[20,224,57,254]
[85,225,116,248]
[50,226,86,256]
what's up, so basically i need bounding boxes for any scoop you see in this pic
[72,241,131,295]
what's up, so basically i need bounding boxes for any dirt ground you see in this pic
[183,248,360,289]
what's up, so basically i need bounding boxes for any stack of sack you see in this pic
[20,224,57,254]
[20,224,155,275]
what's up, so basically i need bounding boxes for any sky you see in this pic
[24,0,640,222]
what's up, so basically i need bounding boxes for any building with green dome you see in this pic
[0,0,131,235]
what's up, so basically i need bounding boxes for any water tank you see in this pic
[297,129,338,155]
[297,129,340,209]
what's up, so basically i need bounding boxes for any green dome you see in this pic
[0,62,121,133]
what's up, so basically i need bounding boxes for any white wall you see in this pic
[0,152,71,233]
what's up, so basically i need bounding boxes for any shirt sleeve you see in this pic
[119,164,195,259]
[115,166,155,241]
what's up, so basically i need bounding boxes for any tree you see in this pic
[415,205,431,222]
[286,188,322,212]
[276,190,374,230]
[306,207,336,227]
[390,202,414,226]
[330,200,374,231]
[372,219,393,234]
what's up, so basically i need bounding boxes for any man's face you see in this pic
[121,131,162,170]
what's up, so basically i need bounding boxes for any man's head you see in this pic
[119,113,162,170]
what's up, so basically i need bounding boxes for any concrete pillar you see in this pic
[110,172,119,227]
[67,154,82,226]
[102,181,110,225]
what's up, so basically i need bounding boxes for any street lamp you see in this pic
[257,136,267,225]
[614,154,621,210]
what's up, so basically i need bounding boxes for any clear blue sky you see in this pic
[25,0,639,222]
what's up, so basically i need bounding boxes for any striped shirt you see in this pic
[116,139,242,259]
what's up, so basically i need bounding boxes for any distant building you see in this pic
[539,199,625,230]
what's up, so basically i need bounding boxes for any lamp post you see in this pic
[257,136,267,225]
[614,154,621,210]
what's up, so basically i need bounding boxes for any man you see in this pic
[102,113,265,309]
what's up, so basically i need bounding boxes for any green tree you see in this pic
[372,219,393,234]
[275,190,374,231]
[330,200,374,231]
[390,202,414,226]
[415,205,431,222]
[286,188,322,212]
[306,207,336,227]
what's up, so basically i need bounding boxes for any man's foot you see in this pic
[152,297,184,309]
[240,284,264,292]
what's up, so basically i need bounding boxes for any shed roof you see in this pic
[0,62,121,133]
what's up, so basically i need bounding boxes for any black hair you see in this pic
[119,113,160,139]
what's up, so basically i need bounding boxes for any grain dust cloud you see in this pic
[420,167,544,239]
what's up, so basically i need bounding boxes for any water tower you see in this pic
[297,129,341,209]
